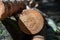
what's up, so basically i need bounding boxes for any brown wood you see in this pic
[18,9,44,35]
[0,1,5,20]
[32,35,44,40]
[0,1,26,20]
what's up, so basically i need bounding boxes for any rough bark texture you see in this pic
[0,1,26,20]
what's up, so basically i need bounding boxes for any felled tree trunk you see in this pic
[0,1,26,20]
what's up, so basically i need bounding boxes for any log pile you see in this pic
[0,0,44,36]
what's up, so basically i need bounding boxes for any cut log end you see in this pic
[18,9,44,35]
[0,1,5,20]
[32,35,44,40]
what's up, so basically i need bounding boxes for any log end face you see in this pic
[18,9,44,35]
[0,1,5,20]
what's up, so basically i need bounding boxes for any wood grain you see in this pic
[18,9,44,35]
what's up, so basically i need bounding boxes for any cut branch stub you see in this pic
[18,9,44,35]
[0,1,26,20]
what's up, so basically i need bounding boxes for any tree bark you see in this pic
[0,1,26,20]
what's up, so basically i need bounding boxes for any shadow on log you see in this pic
[1,18,25,40]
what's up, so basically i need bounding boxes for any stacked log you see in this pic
[0,1,26,20]
[18,9,44,35]
[0,0,44,35]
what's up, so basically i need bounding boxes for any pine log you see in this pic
[18,9,44,35]
[0,1,26,20]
